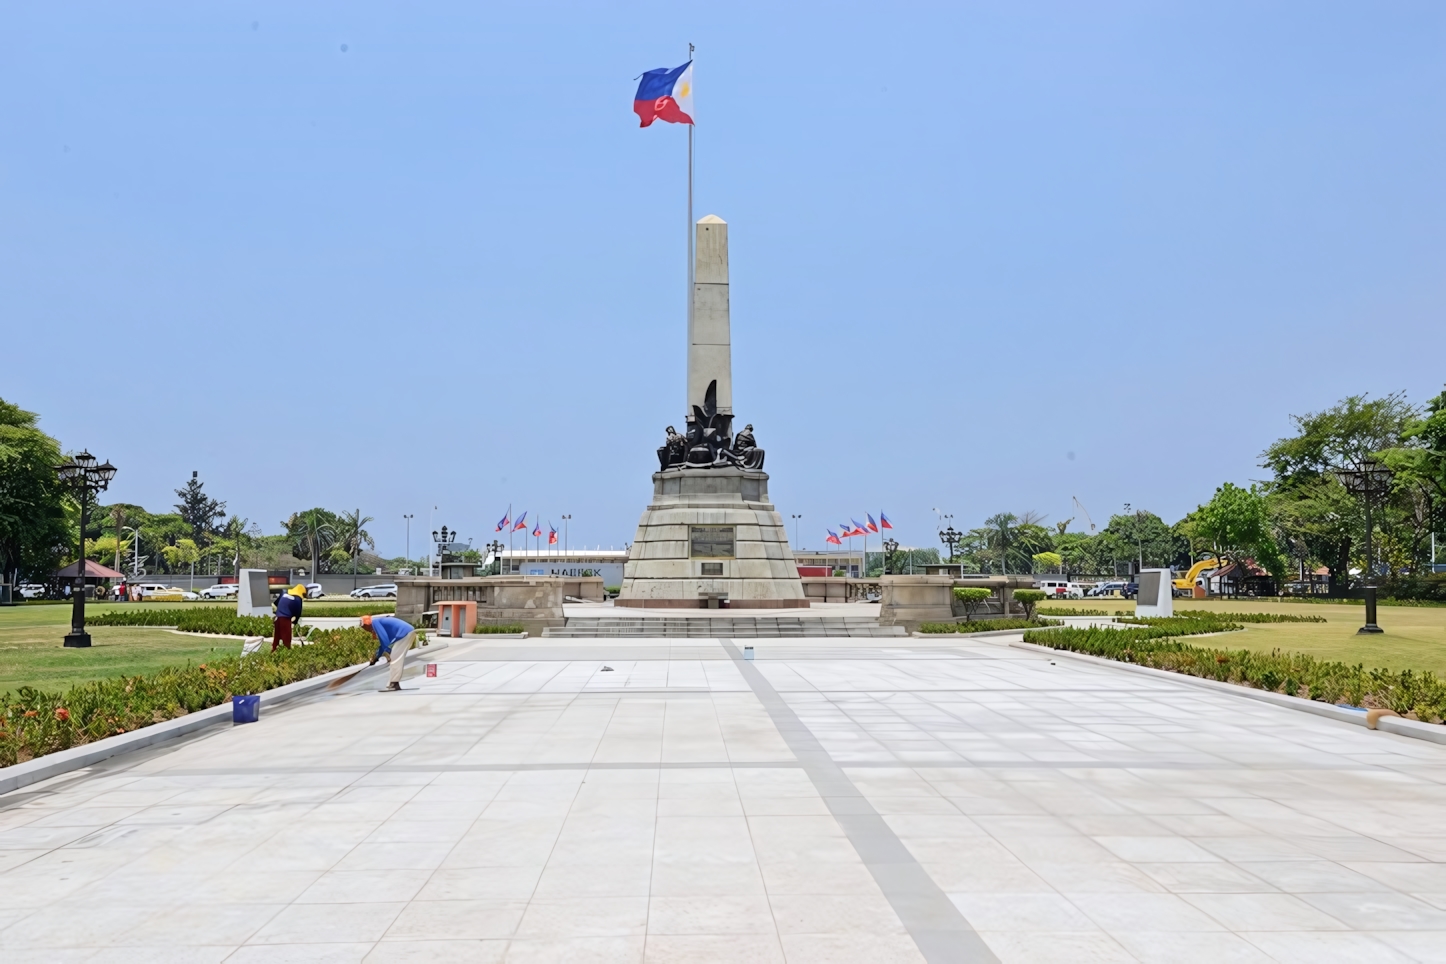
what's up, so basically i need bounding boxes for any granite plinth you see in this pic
[618,467,808,607]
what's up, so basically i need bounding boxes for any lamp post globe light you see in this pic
[54,451,117,648]
[939,526,962,568]
[1335,458,1394,635]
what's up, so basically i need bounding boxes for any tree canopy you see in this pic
[0,398,70,582]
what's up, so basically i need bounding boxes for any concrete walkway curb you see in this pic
[0,661,371,798]
[1009,640,1446,747]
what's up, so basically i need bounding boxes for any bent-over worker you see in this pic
[361,614,416,691]
[273,584,306,651]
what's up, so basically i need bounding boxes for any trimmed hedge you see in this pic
[89,608,274,635]
[1022,615,1446,724]
[919,618,1059,634]
[0,627,378,767]
[89,604,398,636]
[473,624,526,634]
[1123,611,1326,625]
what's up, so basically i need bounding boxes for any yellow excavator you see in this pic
[1173,557,1223,595]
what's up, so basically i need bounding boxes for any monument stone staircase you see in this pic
[543,615,904,638]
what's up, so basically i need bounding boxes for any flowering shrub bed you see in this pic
[1023,616,1446,724]
[0,627,376,767]
[89,608,273,635]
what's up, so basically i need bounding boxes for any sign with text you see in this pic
[690,526,736,558]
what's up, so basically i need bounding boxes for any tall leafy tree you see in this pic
[335,509,375,572]
[1195,483,1285,578]
[285,509,339,574]
[0,398,70,584]
[174,472,227,543]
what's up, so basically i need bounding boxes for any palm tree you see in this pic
[288,510,337,577]
[336,509,375,574]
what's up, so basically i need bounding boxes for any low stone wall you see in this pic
[395,575,602,634]
[878,574,1040,631]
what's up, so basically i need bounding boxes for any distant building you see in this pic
[485,549,628,587]
[793,550,864,578]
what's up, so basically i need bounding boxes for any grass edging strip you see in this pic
[0,661,368,798]
[1008,641,1446,748]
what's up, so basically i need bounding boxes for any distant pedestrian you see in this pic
[361,614,416,691]
[273,584,306,651]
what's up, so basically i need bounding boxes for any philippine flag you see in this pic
[532,521,543,538]
[825,529,842,546]
[513,512,528,532]
[634,61,694,127]
[866,515,880,534]
[495,511,510,532]
[548,526,558,546]
[851,520,869,537]
[879,512,893,530]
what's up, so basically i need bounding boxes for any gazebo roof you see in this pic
[55,559,127,580]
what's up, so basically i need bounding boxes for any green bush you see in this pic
[1012,589,1047,619]
[1141,610,1326,624]
[0,627,377,767]
[952,586,992,621]
[296,603,396,617]
[472,624,526,634]
[1022,617,1446,724]
[1037,606,1118,616]
[89,608,274,635]
[918,618,1059,634]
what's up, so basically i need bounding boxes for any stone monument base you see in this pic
[618,467,808,608]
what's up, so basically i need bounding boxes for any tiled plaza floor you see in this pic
[1,635,1445,962]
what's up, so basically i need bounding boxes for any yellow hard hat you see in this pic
[288,584,307,597]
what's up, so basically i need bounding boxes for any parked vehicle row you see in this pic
[350,583,398,599]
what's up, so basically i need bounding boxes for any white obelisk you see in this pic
[618,214,807,609]
[687,215,731,417]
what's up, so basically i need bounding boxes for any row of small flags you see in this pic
[826,513,892,546]
[494,510,558,545]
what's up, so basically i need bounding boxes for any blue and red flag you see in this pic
[866,515,880,534]
[879,512,893,530]
[825,529,842,546]
[495,510,510,532]
[512,511,528,532]
[548,525,558,546]
[634,61,694,127]
[851,519,869,537]
[532,520,543,538]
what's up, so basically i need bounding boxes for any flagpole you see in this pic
[686,42,695,383]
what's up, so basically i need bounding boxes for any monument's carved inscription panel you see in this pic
[690,526,735,558]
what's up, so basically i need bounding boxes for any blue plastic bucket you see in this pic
[232,694,260,725]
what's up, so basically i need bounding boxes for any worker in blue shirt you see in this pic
[361,614,417,691]
[273,584,306,651]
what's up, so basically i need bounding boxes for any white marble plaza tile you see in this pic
[513,896,649,939]
[229,941,375,962]
[644,895,775,935]
[641,932,784,963]
[1241,929,1416,962]
[1184,892,1352,931]
[506,935,645,963]
[777,931,925,963]
[296,869,434,904]
[974,928,1136,963]
[384,898,527,940]
[364,939,508,962]
[1110,928,1274,962]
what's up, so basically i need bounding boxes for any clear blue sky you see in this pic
[5,2,1443,558]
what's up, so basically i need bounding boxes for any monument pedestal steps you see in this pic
[544,615,904,638]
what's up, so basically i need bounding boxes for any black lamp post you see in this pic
[487,539,505,576]
[882,537,899,575]
[1336,458,1393,635]
[939,526,962,569]
[55,450,117,648]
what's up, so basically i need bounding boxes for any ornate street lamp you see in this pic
[939,526,962,567]
[487,539,505,576]
[1336,459,1393,635]
[882,537,899,575]
[54,450,117,648]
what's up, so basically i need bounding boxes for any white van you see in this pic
[1035,578,1084,599]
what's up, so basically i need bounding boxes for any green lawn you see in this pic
[0,603,249,694]
[1041,597,1446,677]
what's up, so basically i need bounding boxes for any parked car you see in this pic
[1087,581,1129,597]
[134,583,198,602]
[18,584,47,599]
[349,583,398,599]
[305,583,326,599]
[1034,579,1086,599]
[1121,582,1139,600]
[199,583,239,599]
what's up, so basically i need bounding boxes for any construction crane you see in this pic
[1071,496,1096,533]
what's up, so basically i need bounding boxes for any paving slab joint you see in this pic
[1009,640,1446,746]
